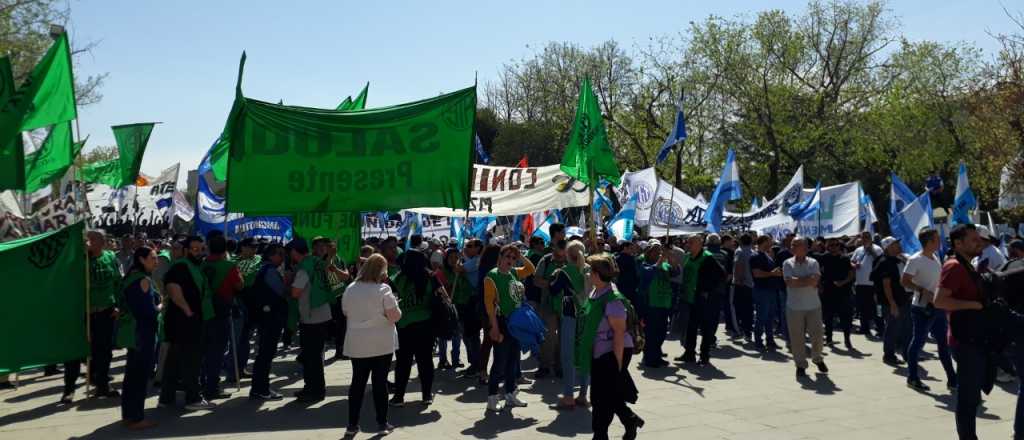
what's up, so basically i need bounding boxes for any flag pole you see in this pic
[666,139,682,240]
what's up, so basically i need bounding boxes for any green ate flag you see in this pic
[226,61,475,213]
[78,158,121,187]
[349,83,369,111]
[0,221,89,372]
[19,33,77,131]
[24,122,84,193]
[0,57,24,190]
[292,212,362,264]
[335,96,353,111]
[559,77,621,186]
[112,122,155,186]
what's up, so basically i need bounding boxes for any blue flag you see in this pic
[704,148,742,232]
[890,192,933,255]
[471,216,496,240]
[474,134,490,165]
[890,173,916,218]
[952,162,976,226]
[532,211,560,244]
[656,91,688,165]
[398,212,422,250]
[451,217,466,249]
[789,181,822,222]
[606,192,638,241]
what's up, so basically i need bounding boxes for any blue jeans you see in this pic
[438,321,463,365]
[883,304,911,359]
[560,316,589,397]
[642,307,670,364]
[753,287,778,344]
[906,306,956,384]
[777,290,789,342]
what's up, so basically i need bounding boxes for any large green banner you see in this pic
[226,86,476,213]
[291,211,362,264]
[0,222,88,372]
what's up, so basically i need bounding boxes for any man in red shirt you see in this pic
[201,233,244,401]
[934,224,986,440]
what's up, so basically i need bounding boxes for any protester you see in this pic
[681,234,727,366]
[438,247,470,370]
[902,228,957,392]
[999,240,1024,439]
[343,254,401,436]
[614,240,640,306]
[154,238,184,386]
[458,239,484,377]
[973,225,1007,273]
[159,235,214,410]
[249,244,289,401]
[119,246,160,430]
[638,240,674,367]
[783,237,828,378]
[289,238,332,402]
[550,240,591,410]
[934,224,987,439]
[874,236,911,366]
[201,233,243,400]
[533,239,568,378]
[819,238,855,348]
[484,244,535,412]
[390,248,438,406]
[61,230,122,403]
[751,235,783,351]
[851,232,885,337]
[231,238,262,379]
[476,244,502,385]
[731,233,755,342]
[582,254,643,440]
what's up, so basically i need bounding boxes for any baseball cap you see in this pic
[647,238,662,248]
[880,236,900,250]
[976,225,993,240]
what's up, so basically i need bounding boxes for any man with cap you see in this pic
[874,236,911,366]
[972,225,1007,273]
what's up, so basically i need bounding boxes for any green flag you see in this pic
[335,96,353,111]
[350,83,369,110]
[24,122,83,193]
[292,212,362,264]
[0,57,24,190]
[79,158,121,187]
[19,33,77,131]
[226,55,475,213]
[0,221,89,372]
[112,122,156,186]
[559,77,621,186]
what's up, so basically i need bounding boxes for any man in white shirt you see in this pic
[783,237,827,378]
[972,226,1007,273]
[901,228,957,392]
[289,238,332,402]
[851,232,884,337]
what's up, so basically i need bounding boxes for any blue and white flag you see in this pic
[656,91,687,165]
[532,210,561,244]
[751,196,761,209]
[451,216,466,249]
[194,175,292,242]
[890,172,916,217]
[593,187,615,220]
[511,215,524,242]
[789,181,822,222]
[474,134,490,165]
[858,183,878,233]
[398,211,422,250]
[704,148,742,232]
[471,215,496,240]
[890,192,933,255]
[952,162,977,225]
[606,192,638,241]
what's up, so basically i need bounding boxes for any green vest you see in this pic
[392,272,431,328]
[647,262,674,309]
[297,256,333,309]
[682,251,710,304]
[487,268,524,317]
[115,271,148,350]
[444,267,472,306]
[234,255,263,288]
[576,287,627,377]
[89,250,120,311]
[540,257,567,315]
[172,258,214,321]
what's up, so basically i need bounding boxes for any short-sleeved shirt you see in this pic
[293,269,332,324]
[903,251,941,307]
[873,255,909,307]
[342,281,399,358]
[163,262,204,343]
[783,257,821,311]
[851,245,883,286]
[591,288,635,358]
[733,246,754,288]
[750,251,781,290]
[939,258,983,346]
[819,253,852,288]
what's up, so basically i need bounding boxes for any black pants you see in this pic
[202,316,230,395]
[121,342,155,422]
[954,343,988,440]
[591,351,637,440]
[63,309,116,394]
[299,322,329,396]
[333,307,347,358]
[822,287,853,341]
[855,285,884,335]
[458,303,481,370]
[394,320,434,401]
[159,340,203,404]
[733,286,754,338]
[348,354,392,429]
[251,304,286,395]
[685,293,721,359]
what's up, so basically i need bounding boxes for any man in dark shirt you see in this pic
[819,238,855,348]
[873,237,911,366]
[159,236,215,411]
[934,224,987,440]
[999,240,1024,439]
[682,234,727,365]
[751,235,784,350]
[614,240,640,306]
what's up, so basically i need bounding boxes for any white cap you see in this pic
[881,236,900,250]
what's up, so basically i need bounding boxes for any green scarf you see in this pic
[575,286,626,377]
[173,258,214,321]
[681,251,710,304]
[115,271,149,350]
[298,255,333,309]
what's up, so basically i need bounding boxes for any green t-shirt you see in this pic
[444,267,473,306]
[647,262,674,309]
[392,272,432,328]
[488,268,525,317]
[89,250,121,311]
[682,251,710,304]
[539,256,567,314]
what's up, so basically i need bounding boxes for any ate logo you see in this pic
[442,94,475,131]
[579,118,594,149]
[27,228,69,269]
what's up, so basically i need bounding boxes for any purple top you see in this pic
[591,286,635,358]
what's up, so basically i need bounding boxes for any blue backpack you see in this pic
[507,302,546,354]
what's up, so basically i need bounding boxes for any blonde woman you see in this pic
[342,254,402,436]
[551,240,592,410]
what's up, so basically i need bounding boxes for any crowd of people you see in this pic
[11,221,1024,440]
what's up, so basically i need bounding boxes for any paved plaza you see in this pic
[1,332,1018,439]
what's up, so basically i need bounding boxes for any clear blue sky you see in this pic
[69,0,1017,180]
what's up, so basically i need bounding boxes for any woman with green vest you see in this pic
[484,244,535,412]
[551,240,591,410]
[118,247,160,430]
[579,254,644,440]
[389,249,440,406]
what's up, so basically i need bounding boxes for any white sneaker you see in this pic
[505,391,528,408]
[486,395,502,412]
[184,399,215,411]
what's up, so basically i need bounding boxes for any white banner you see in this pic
[171,191,194,222]
[646,167,805,235]
[759,182,862,239]
[86,163,180,229]
[361,212,452,239]
[409,164,589,217]
[29,194,80,234]
[617,168,658,226]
